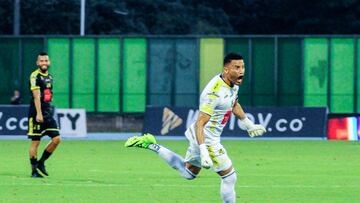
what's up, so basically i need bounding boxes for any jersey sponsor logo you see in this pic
[43,89,52,102]
[161,107,183,135]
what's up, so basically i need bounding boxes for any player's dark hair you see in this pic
[38,51,48,56]
[224,53,243,65]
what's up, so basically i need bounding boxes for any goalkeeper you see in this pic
[125,53,266,203]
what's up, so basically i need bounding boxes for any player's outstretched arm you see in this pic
[232,102,266,137]
[195,112,213,169]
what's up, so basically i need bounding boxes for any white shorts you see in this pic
[184,125,232,172]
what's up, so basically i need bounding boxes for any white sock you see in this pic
[148,144,196,180]
[220,169,237,203]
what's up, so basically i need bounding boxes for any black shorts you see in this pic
[27,116,60,141]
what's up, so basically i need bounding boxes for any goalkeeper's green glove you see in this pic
[241,117,266,137]
[199,144,213,169]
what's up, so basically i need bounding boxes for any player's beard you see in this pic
[39,65,48,73]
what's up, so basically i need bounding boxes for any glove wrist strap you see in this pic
[242,117,255,130]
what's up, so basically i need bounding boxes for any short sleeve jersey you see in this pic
[199,74,239,143]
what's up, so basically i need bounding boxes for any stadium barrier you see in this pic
[0,105,87,137]
[143,106,328,138]
[86,113,143,132]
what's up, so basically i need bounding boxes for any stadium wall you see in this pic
[0,35,359,114]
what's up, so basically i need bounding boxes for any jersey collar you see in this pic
[37,69,49,76]
[219,74,234,89]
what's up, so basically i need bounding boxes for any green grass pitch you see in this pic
[0,139,360,203]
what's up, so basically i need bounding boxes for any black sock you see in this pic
[30,157,37,172]
[39,150,52,163]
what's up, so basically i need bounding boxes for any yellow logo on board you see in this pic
[161,107,183,135]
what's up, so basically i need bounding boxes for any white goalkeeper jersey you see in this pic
[185,74,239,144]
